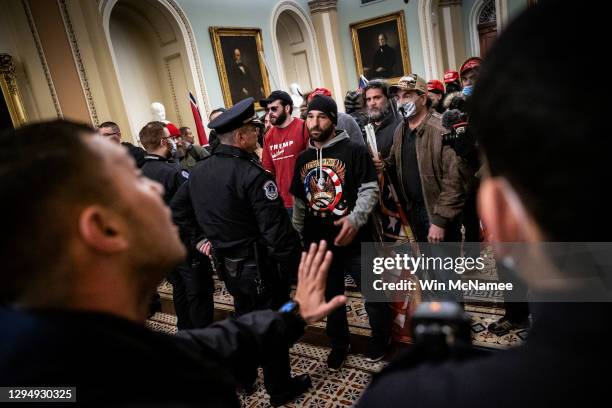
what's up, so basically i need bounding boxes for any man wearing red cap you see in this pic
[442,69,464,111]
[443,70,461,94]
[427,79,445,114]
[383,74,465,245]
[309,87,364,146]
[459,57,483,96]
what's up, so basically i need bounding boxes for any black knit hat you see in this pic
[307,95,338,125]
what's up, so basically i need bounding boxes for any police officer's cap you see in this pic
[208,97,256,134]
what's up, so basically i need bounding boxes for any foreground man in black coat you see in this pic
[357,1,610,407]
[0,120,345,407]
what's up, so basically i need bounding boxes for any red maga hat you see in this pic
[459,57,482,76]
[308,87,332,102]
[443,70,459,84]
[166,123,181,137]
[427,79,445,93]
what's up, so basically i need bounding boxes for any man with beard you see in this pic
[291,95,380,371]
[427,80,445,114]
[361,79,402,361]
[309,87,364,145]
[178,126,209,172]
[364,80,400,158]
[380,74,464,245]
[357,2,608,406]
[260,90,309,215]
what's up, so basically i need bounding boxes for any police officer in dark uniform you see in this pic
[172,98,311,406]
[139,121,191,325]
[139,121,189,205]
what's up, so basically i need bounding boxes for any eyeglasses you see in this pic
[266,106,282,113]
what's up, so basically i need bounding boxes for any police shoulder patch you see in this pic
[263,180,279,201]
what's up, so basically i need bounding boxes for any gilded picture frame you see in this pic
[0,54,28,129]
[209,27,271,109]
[350,11,411,83]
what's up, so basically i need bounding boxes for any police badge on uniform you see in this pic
[263,180,278,200]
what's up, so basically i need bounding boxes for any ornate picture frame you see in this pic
[0,54,28,130]
[209,27,271,109]
[350,11,411,83]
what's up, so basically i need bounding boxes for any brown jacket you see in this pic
[386,111,465,228]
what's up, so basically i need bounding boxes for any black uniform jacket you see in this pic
[142,154,189,204]
[0,307,304,406]
[356,302,610,408]
[171,144,301,264]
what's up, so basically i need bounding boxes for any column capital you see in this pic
[439,0,462,6]
[308,0,337,14]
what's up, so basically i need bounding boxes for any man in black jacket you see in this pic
[357,1,610,407]
[171,98,309,403]
[0,120,345,407]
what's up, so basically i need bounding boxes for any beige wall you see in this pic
[110,12,165,137]
[28,0,91,123]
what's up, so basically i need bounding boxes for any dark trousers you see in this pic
[409,203,462,301]
[223,259,291,397]
[169,252,216,330]
[325,248,392,350]
[167,267,190,330]
[462,190,481,245]
[184,253,215,328]
[497,262,530,322]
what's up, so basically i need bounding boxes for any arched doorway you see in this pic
[271,2,322,95]
[469,0,507,58]
[477,0,497,58]
[103,0,207,140]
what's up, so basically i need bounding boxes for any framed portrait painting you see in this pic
[209,27,271,109]
[350,11,411,82]
[0,54,28,131]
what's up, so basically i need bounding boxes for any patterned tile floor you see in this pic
[147,313,385,407]
[158,275,528,350]
[151,247,528,405]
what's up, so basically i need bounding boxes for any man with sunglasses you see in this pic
[260,90,309,216]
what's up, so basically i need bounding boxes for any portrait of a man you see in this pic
[371,33,396,78]
[210,27,270,107]
[350,11,410,82]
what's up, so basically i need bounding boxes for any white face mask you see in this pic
[398,101,417,119]
[168,138,177,157]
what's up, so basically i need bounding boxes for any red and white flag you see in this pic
[189,91,208,146]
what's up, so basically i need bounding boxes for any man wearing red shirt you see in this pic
[260,90,309,215]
